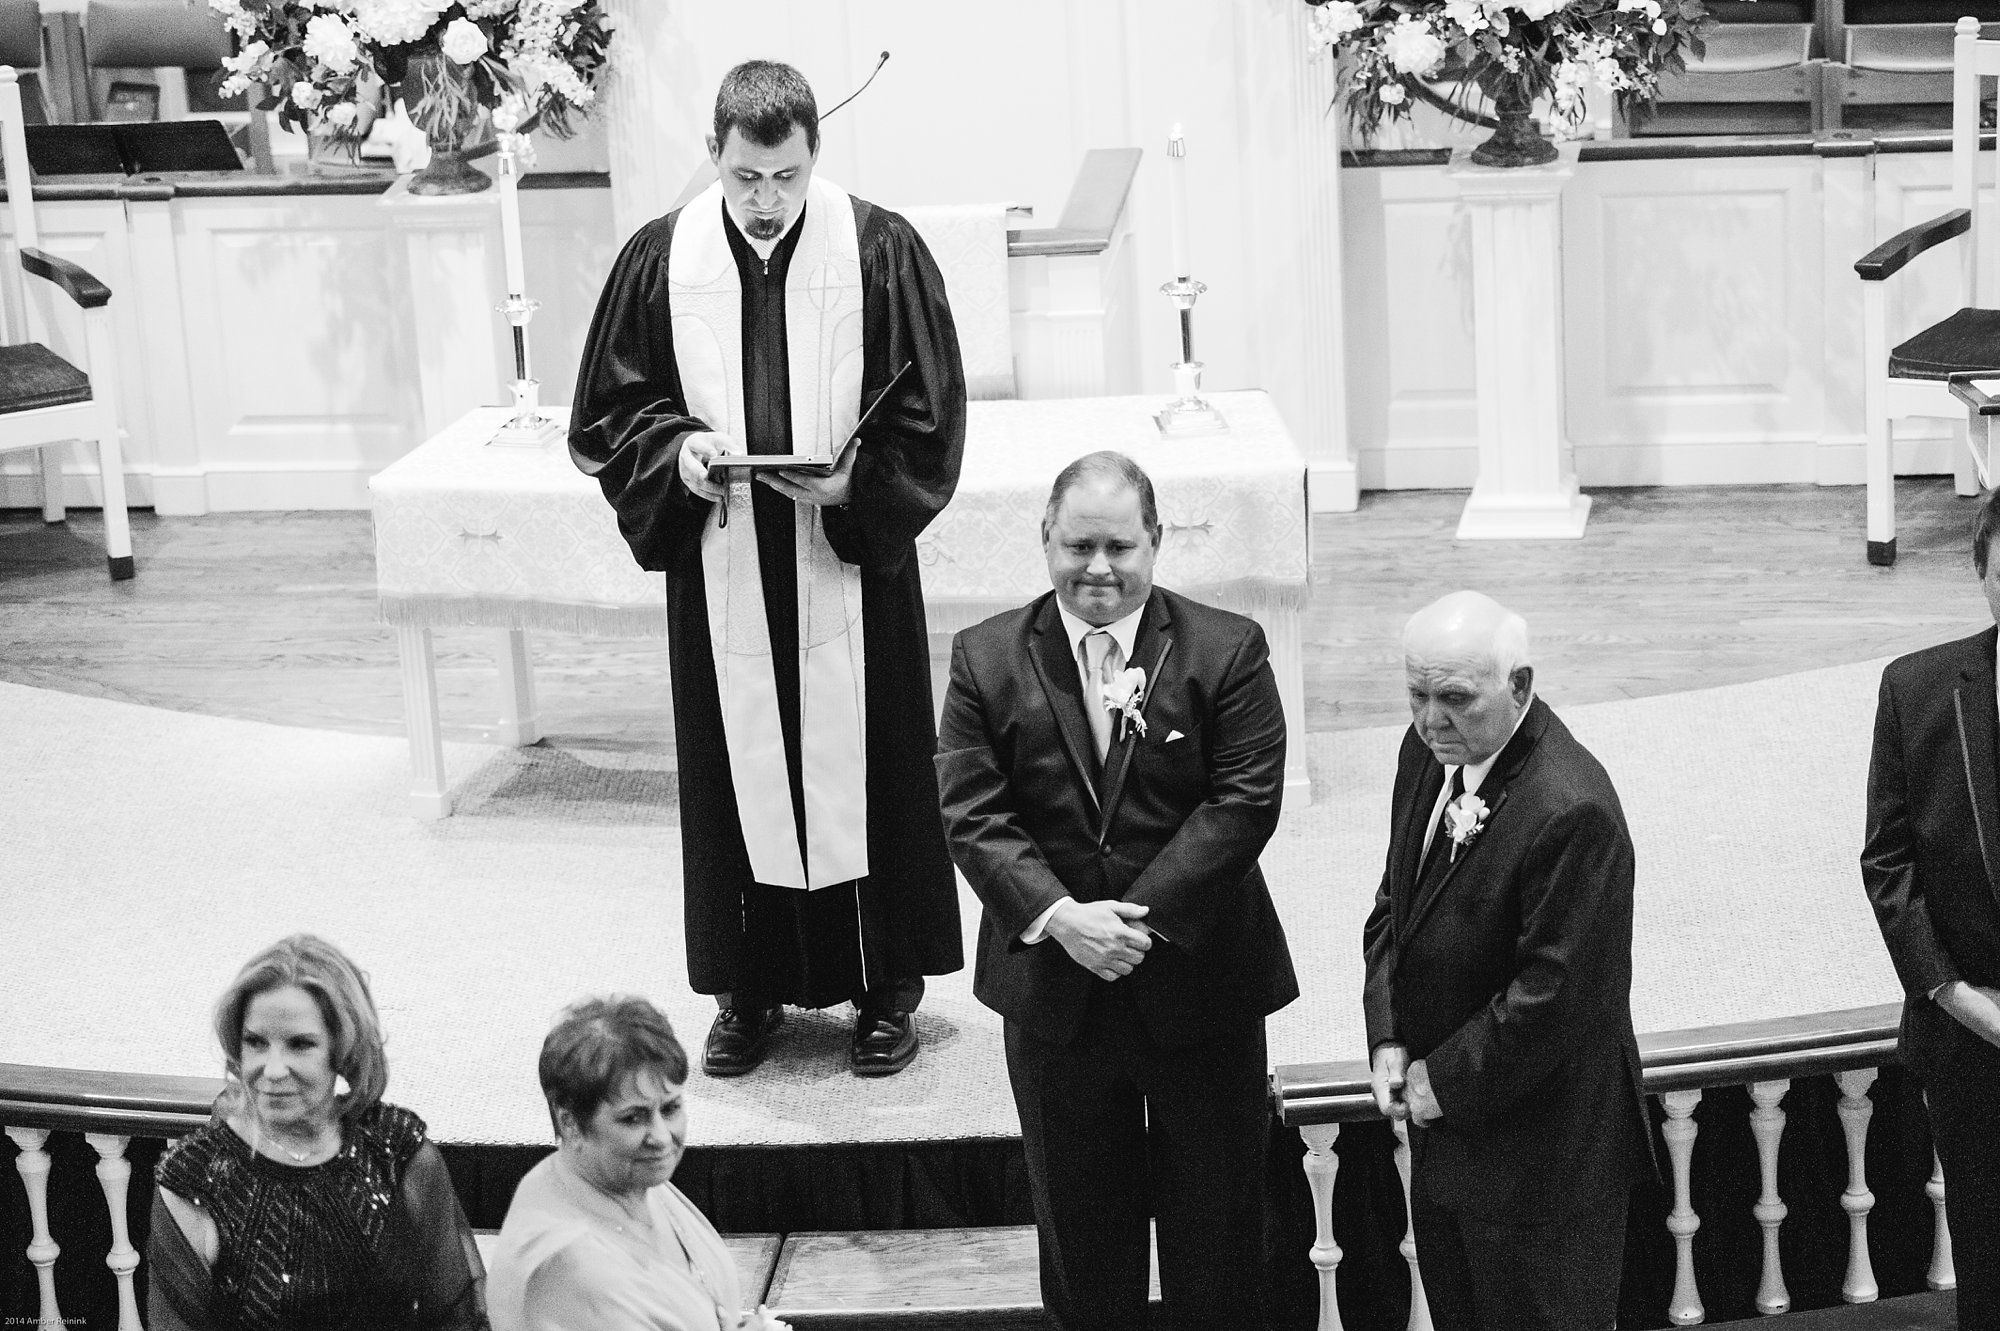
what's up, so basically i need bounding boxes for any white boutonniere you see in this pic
[1101,665,1149,741]
[1442,791,1489,862]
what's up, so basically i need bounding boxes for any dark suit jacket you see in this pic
[1362,698,1655,1223]
[935,587,1299,1049]
[1862,627,2000,1070]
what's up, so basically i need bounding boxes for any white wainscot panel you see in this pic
[176,197,422,510]
[0,200,151,509]
[1564,158,1826,486]
[1347,167,1478,491]
[1872,152,1994,474]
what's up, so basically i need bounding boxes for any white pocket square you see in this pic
[1165,729,1186,743]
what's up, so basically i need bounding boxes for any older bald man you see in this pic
[1361,592,1656,1331]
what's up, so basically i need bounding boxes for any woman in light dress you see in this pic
[489,996,786,1331]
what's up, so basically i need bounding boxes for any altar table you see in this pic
[370,392,1312,818]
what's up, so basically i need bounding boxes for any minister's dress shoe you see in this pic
[703,1006,783,1077]
[850,1009,919,1076]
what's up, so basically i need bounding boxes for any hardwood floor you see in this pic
[1,481,1990,745]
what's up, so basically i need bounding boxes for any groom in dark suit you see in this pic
[1363,591,1654,1331]
[936,451,1297,1331]
[1861,489,2000,1331]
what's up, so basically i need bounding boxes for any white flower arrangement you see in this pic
[1101,666,1150,743]
[1300,0,1711,141]
[205,0,612,150]
[1442,791,1490,862]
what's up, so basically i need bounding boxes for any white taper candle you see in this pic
[1167,122,1190,279]
[498,139,528,296]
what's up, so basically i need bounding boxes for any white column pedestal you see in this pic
[1449,148,1590,541]
[379,179,508,441]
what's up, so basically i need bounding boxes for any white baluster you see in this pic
[85,1133,142,1331]
[5,1126,65,1331]
[1835,1069,1879,1304]
[1391,1118,1434,1331]
[1748,1080,1791,1314]
[1301,1123,1346,1331]
[1926,1146,1954,1291]
[1661,1090,1704,1325]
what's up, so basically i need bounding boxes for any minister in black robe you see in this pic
[568,62,965,1077]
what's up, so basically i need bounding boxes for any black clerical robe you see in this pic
[570,192,966,1007]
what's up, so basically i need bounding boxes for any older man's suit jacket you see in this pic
[1862,626,2000,1062]
[935,587,1298,1049]
[1362,698,1655,1224]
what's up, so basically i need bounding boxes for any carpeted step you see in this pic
[765,1224,1159,1329]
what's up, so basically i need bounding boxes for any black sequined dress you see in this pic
[147,1102,487,1331]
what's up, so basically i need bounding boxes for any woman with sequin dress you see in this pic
[147,934,488,1331]
[487,996,786,1331]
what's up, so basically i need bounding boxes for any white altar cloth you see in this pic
[370,392,1312,817]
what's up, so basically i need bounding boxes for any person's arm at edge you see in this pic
[1420,799,1629,1129]
[402,1140,490,1329]
[935,634,1073,937]
[1117,621,1286,951]
[566,217,718,571]
[822,210,966,571]
[1860,671,1961,1001]
[147,1187,218,1331]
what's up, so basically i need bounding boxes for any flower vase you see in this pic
[1469,82,1558,169]
[409,138,492,195]
[399,44,492,195]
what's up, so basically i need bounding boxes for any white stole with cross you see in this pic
[668,177,869,890]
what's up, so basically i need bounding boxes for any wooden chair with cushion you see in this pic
[1855,17,2000,566]
[0,63,132,578]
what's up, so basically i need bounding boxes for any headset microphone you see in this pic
[822,51,890,120]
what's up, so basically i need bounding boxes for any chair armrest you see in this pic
[1949,373,2000,416]
[1855,208,1970,282]
[20,247,112,309]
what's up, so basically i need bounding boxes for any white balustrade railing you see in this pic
[0,1062,220,1331]
[0,1017,1959,1331]
[1835,1068,1881,1305]
[1663,1087,1704,1325]
[1749,1079,1792,1316]
[1272,1003,1961,1331]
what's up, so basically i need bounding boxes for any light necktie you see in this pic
[1082,630,1119,762]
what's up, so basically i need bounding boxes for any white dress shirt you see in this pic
[1420,698,1534,860]
[1022,599,1151,944]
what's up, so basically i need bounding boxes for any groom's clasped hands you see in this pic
[1045,899,1154,981]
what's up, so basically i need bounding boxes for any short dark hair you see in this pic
[1042,450,1161,544]
[713,60,819,156]
[1977,487,2000,576]
[538,995,688,1137]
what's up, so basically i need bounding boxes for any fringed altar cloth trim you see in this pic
[1193,577,1313,612]
[378,595,670,638]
